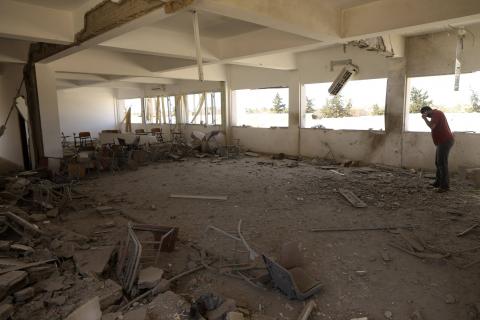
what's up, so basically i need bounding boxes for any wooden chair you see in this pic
[75,131,95,150]
[150,128,164,143]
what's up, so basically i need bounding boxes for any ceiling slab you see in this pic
[193,0,340,41]
[152,10,266,38]
[13,0,91,11]
[0,0,74,43]
[322,0,380,9]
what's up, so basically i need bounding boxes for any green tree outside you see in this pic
[305,97,315,113]
[469,90,480,113]
[409,87,432,113]
[371,104,385,115]
[319,94,352,118]
[271,93,287,113]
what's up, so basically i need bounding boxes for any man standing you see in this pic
[420,106,454,192]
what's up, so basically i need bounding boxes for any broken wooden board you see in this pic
[329,170,345,176]
[245,152,259,157]
[310,225,414,232]
[388,242,449,260]
[338,188,367,208]
[0,259,57,275]
[169,194,228,201]
[457,223,479,237]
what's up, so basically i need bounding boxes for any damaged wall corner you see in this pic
[34,64,62,171]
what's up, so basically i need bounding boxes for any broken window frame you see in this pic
[233,87,290,128]
[405,72,480,133]
[117,98,143,124]
[301,78,387,131]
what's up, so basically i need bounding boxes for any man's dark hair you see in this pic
[420,106,432,114]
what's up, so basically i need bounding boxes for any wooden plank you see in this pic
[0,259,57,275]
[169,194,228,201]
[297,300,316,320]
[311,225,414,232]
[338,188,366,208]
[457,223,479,237]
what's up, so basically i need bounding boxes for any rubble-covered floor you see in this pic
[2,156,480,320]
[72,156,480,320]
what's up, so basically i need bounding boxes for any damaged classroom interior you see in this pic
[2,0,480,319]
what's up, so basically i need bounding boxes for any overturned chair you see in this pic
[262,241,322,300]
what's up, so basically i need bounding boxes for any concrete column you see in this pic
[35,63,62,170]
[288,71,300,129]
[288,70,301,155]
[383,57,407,167]
[221,81,232,143]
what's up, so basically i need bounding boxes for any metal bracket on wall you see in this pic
[330,59,353,72]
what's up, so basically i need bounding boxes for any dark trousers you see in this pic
[435,139,454,189]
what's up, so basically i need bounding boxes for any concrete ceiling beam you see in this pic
[40,0,194,63]
[342,0,480,38]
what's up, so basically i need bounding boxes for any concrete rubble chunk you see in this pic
[206,298,237,320]
[27,265,57,283]
[98,279,123,310]
[0,242,11,251]
[65,296,102,320]
[0,271,28,300]
[226,311,244,320]
[46,208,59,218]
[0,258,26,268]
[148,291,191,320]
[0,304,14,320]
[46,295,67,306]
[445,294,456,304]
[102,312,122,320]
[14,286,35,302]
[36,275,66,292]
[96,206,118,215]
[74,246,114,275]
[55,242,76,259]
[10,244,34,254]
[124,306,147,320]
[138,267,164,290]
[29,214,47,222]
[410,311,424,320]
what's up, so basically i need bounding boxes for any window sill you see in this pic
[232,126,290,129]
[300,128,386,134]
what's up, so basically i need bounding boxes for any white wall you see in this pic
[57,87,116,138]
[297,45,390,84]
[0,63,24,173]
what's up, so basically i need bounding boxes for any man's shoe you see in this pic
[436,187,449,193]
[431,182,440,188]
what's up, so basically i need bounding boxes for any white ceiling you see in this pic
[13,0,91,10]
[152,11,266,39]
